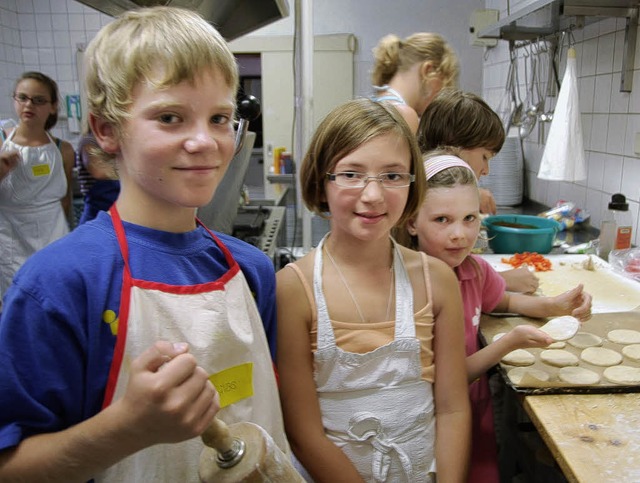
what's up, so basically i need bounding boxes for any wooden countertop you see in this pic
[524,393,640,482]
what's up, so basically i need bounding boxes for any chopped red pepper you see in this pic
[501,252,553,272]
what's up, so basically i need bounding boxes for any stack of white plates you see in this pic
[478,135,523,206]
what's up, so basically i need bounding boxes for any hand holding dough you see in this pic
[551,284,592,321]
[539,316,580,341]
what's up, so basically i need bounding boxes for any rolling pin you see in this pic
[199,417,304,482]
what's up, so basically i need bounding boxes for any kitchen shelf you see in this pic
[478,0,639,91]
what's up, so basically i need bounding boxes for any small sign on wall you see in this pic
[469,9,499,48]
[66,94,81,133]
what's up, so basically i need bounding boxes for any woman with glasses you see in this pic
[276,98,471,482]
[0,71,75,300]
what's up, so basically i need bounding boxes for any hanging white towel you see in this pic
[538,48,586,182]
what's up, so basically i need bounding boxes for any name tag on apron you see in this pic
[209,362,254,408]
[31,164,51,176]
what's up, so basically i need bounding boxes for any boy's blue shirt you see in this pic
[0,210,276,451]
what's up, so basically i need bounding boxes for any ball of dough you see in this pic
[558,366,601,385]
[540,349,579,367]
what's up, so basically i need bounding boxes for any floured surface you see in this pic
[482,254,640,313]
[525,393,640,483]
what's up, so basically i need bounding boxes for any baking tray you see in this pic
[480,310,640,395]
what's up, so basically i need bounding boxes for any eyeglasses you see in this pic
[326,171,415,189]
[13,93,51,106]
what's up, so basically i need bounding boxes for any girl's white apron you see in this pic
[312,235,436,482]
[0,131,68,296]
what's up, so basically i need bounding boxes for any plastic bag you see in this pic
[608,248,640,282]
[538,200,590,231]
[538,48,586,182]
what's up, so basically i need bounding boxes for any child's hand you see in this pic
[117,340,219,448]
[502,265,539,294]
[552,283,592,321]
[0,149,20,180]
[479,188,497,215]
[504,324,554,350]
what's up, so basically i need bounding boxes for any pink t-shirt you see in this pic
[455,255,506,483]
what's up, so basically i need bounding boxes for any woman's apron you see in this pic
[0,131,68,297]
[313,235,436,482]
[95,206,287,482]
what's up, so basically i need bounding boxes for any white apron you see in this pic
[95,206,288,483]
[0,131,68,297]
[313,235,436,482]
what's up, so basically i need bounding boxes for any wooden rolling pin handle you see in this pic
[201,417,246,469]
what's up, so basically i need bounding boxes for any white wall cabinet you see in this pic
[229,34,356,199]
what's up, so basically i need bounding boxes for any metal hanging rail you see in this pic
[478,0,639,91]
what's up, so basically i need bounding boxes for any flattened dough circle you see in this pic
[547,341,566,349]
[540,349,579,367]
[507,367,550,386]
[580,347,622,367]
[607,329,640,345]
[558,366,601,385]
[539,316,580,341]
[502,349,535,366]
[603,365,640,385]
[622,344,640,361]
[568,332,603,349]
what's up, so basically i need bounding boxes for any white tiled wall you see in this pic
[0,0,111,145]
[483,0,640,246]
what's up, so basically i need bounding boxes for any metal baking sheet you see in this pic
[480,310,640,395]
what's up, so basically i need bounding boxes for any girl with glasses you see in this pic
[276,98,471,482]
[0,71,75,299]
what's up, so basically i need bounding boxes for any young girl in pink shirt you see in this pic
[402,149,593,483]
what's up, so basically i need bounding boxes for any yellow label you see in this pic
[31,164,51,176]
[209,362,254,408]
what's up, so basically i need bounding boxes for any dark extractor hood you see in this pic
[75,0,290,41]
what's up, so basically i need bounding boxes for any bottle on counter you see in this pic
[598,193,633,261]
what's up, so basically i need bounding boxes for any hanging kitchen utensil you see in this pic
[509,49,525,128]
[538,46,586,182]
[531,43,547,116]
[519,47,538,138]
[539,35,563,124]
[496,50,517,131]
